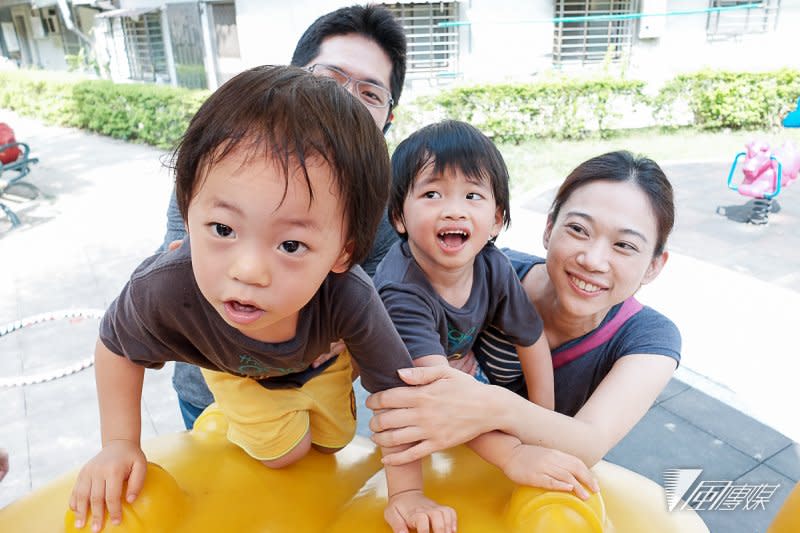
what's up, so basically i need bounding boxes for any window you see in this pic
[553,0,638,67]
[384,2,460,83]
[166,3,207,89]
[121,12,169,83]
[706,0,780,40]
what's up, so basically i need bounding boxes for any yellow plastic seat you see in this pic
[0,409,708,532]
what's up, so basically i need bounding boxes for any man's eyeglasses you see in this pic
[307,64,393,109]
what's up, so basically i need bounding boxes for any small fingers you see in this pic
[431,507,457,533]
[384,506,408,533]
[70,478,90,529]
[558,455,599,496]
[104,474,123,527]
[413,512,431,533]
[89,477,106,532]
[429,508,446,533]
[543,476,574,493]
[126,459,147,503]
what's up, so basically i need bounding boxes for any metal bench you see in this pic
[0,141,40,228]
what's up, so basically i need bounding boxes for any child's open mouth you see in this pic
[223,300,265,325]
[437,229,470,250]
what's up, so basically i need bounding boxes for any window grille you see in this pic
[553,0,638,67]
[120,12,169,83]
[384,2,460,81]
[706,0,780,40]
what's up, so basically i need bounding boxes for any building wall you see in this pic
[235,0,348,68]
[629,0,800,85]
[458,0,553,81]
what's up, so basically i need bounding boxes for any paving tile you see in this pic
[26,406,101,491]
[605,405,758,484]
[0,331,23,381]
[15,277,109,317]
[660,387,792,461]
[695,464,794,533]
[655,377,691,405]
[23,369,97,419]
[14,317,97,373]
[141,365,184,436]
[765,443,800,483]
[0,387,25,426]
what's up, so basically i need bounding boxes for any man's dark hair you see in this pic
[389,120,512,241]
[172,65,391,266]
[290,4,407,106]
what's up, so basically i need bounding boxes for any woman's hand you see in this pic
[367,366,501,465]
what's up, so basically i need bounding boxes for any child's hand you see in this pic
[385,489,457,533]
[502,444,599,500]
[69,440,147,532]
[447,350,478,377]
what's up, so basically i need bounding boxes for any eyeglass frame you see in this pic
[306,64,395,110]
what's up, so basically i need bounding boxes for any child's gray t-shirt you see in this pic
[100,240,412,393]
[373,241,543,360]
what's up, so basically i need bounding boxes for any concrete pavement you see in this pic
[1,112,798,532]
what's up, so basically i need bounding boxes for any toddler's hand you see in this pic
[448,350,478,377]
[69,440,147,532]
[311,339,346,368]
[502,444,599,500]
[385,489,457,533]
[166,239,183,252]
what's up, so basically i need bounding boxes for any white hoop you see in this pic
[0,309,103,388]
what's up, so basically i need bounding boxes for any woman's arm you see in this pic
[369,354,676,467]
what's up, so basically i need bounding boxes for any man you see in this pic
[164,4,407,429]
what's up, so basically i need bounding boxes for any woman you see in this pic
[366,151,680,479]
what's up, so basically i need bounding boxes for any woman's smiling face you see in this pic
[543,179,667,319]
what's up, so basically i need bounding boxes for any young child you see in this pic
[374,120,558,486]
[69,66,454,533]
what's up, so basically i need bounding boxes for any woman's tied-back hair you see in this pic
[549,150,675,256]
[388,120,511,240]
[171,65,390,267]
[290,4,407,106]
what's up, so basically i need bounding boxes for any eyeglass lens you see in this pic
[312,65,391,108]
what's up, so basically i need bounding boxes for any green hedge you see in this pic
[2,68,798,149]
[410,77,647,143]
[0,70,209,149]
[654,69,800,130]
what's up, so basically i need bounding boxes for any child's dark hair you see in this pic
[550,150,674,256]
[290,4,407,107]
[172,65,390,267]
[389,120,511,239]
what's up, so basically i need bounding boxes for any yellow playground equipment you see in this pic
[0,408,712,532]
